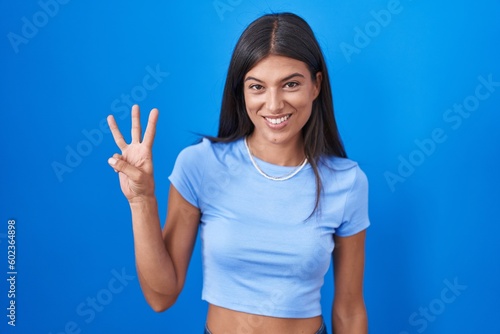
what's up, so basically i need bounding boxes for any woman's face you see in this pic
[243,54,322,148]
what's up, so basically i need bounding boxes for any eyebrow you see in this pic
[244,72,306,83]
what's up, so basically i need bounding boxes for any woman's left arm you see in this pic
[331,230,368,334]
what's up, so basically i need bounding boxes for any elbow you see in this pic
[332,301,367,330]
[333,303,366,317]
[139,273,183,312]
[147,293,179,313]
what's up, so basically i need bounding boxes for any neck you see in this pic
[246,134,306,166]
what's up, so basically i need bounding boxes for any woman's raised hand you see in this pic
[107,105,159,203]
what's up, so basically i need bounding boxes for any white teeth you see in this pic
[266,115,290,125]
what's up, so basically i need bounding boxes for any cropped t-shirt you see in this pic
[168,138,370,318]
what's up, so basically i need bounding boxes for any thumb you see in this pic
[108,156,141,180]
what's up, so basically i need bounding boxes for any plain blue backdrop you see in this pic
[1,0,499,333]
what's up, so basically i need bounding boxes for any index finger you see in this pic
[107,115,127,150]
[142,108,159,148]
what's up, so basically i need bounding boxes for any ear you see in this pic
[313,71,323,99]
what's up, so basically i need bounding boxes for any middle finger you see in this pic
[131,105,142,143]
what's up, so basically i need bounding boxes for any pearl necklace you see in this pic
[244,137,308,181]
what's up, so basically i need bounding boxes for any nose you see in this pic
[266,89,284,114]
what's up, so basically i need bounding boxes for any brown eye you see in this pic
[285,82,299,88]
[250,84,264,90]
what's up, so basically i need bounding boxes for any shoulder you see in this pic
[319,156,366,181]
[169,138,245,206]
[176,137,243,164]
[320,155,359,171]
[177,137,212,157]
[319,155,369,190]
[179,137,241,154]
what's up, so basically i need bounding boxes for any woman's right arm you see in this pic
[107,105,200,312]
[130,186,200,312]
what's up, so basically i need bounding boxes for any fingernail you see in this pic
[108,158,117,166]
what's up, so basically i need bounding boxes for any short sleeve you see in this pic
[168,141,206,208]
[336,165,370,237]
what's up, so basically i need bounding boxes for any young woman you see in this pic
[107,13,369,334]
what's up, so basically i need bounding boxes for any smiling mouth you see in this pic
[264,114,291,125]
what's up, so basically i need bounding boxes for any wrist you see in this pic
[129,194,157,208]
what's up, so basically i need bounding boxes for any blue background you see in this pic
[1,0,499,333]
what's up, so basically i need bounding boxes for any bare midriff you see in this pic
[206,304,323,334]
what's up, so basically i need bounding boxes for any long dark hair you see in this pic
[211,12,346,213]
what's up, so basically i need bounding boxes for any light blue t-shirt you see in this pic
[168,138,370,318]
